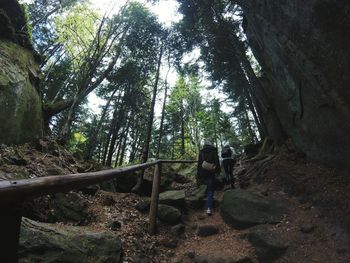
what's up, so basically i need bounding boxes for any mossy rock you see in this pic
[159,190,186,209]
[157,204,181,225]
[19,218,122,263]
[220,189,286,229]
[0,40,42,145]
[248,225,288,262]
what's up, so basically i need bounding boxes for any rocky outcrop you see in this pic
[239,0,350,166]
[19,218,122,263]
[0,1,43,145]
[220,189,286,229]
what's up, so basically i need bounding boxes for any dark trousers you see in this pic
[223,159,234,185]
[207,174,214,210]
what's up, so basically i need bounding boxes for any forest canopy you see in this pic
[19,0,262,166]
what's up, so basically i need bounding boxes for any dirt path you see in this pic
[172,191,256,263]
[83,183,350,263]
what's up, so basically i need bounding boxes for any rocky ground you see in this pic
[1,139,350,262]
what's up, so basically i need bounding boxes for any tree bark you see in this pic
[133,46,163,193]
[84,89,118,160]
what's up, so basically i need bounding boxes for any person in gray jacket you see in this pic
[221,144,236,188]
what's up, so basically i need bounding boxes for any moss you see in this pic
[20,4,32,42]
[0,40,42,145]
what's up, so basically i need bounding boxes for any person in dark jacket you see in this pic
[221,144,236,188]
[197,141,221,215]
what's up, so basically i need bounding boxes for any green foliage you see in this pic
[67,131,87,156]
[54,3,99,67]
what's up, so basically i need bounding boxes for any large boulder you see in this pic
[220,189,286,229]
[0,1,43,145]
[159,190,186,209]
[157,204,181,225]
[248,225,288,263]
[19,218,122,263]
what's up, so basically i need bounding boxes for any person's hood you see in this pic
[202,144,216,153]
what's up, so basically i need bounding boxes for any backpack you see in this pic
[221,147,232,158]
[201,150,216,171]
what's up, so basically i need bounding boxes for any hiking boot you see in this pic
[206,208,213,216]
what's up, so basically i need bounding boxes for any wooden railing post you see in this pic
[0,204,22,263]
[148,162,161,235]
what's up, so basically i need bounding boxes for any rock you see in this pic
[99,192,116,206]
[45,166,65,175]
[78,185,99,196]
[300,223,315,233]
[171,224,185,236]
[336,248,347,255]
[248,225,288,262]
[0,39,43,145]
[160,175,174,191]
[196,225,219,237]
[52,193,87,223]
[167,172,191,184]
[194,255,253,263]
[157,204,181,225]
[161,238,178,249]
[186,185,207,209]
[197,214,206,220]
[135,199,151,213]
[106,220,121,231]
[159,190,186,209]
[10,156,28,166]
[114,173,139,192]
[220,189,286,229]
[186,251,195,259]
[99,180,117,192]
[19,218,122,263]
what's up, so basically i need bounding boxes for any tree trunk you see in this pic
[156,67,170,159]
[133,46,163,193]
[180,114,185,157]
[106,105,126,167]
[118,122,130,166]
[85,89,118,160]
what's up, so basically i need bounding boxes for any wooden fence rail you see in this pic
[0,159,197,263]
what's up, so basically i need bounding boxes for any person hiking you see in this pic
[221,144,236,189]
[197,141,220,215]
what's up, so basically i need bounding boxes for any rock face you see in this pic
[220,189,285,229]
[239,0,350,166]
[19,218,122,263]
[0,1,43,145]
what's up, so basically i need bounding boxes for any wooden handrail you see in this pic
[0,159,197,262]
[0,160,196,204]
